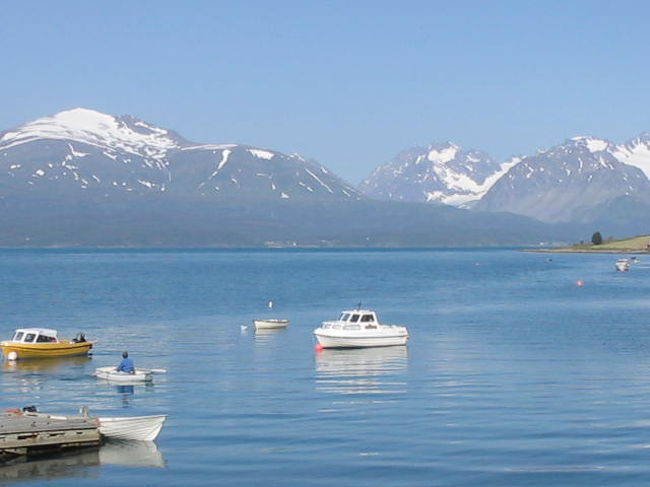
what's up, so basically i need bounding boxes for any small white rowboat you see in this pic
[253,319,289,330]
[98,414,167,442]
[93,366,166,383]
[17,409,167,442]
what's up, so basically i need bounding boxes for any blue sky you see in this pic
[2,1,650,183]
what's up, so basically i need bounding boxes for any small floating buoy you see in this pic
[314,344,324,352]
[576,280,584,287]
[7,351,17,361]
[268,300,273,309]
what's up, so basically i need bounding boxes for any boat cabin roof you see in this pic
[341,309,375,315]
[14,328,58,337]
[336,310,379,323]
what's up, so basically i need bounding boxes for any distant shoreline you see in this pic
[523,248,650,254]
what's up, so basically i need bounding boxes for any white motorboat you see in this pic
[615,258,630,272]
[313,309,409,349]
[98,414,167,442]
[253,319,289,330]
[93,366,166,383]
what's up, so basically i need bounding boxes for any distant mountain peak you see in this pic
[359,141,514,207]
[422,142,460,165]
[476,136,650,222]
[0,107,184,160]
[566,135,610,153]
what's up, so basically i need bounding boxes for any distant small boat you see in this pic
[313,309,409,349]
[98,415,167,442]
[253,319,289,330]
[615,259,630,272]
[1,328,93,360]
[93,366,166,383]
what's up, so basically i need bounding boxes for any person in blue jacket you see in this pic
[116,351,135,374]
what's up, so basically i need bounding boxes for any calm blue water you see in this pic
[1,249,650,486]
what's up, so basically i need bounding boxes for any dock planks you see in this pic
[0,413,101,460]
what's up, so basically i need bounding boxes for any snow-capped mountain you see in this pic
[358,142,517,207]
[475,136,650,222]
[0,108,361,201]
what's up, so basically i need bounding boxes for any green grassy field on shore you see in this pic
[541,234,650,253]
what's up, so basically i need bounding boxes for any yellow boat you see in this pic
[0,328,93,359]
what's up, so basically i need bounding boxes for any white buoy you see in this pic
[7,351,17,361]
[268,300,273,309]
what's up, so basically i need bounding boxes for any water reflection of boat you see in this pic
[2,355,91,374]
[315,346,408,395]
[254,327,288,343]
[0,440,165,482]
[99,440,165,467]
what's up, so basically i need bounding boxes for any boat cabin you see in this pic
[322,310,380,330]
[10,328,59,344]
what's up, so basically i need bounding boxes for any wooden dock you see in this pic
[0,412,101,461]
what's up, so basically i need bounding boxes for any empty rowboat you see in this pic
[253,319,289,330]
[98,414,167,442]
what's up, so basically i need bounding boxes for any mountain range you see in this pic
[1,107,646,246]
[0,108,359,202]
[360,134,650,230]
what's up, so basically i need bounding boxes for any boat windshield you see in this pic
[350,314,360,323]
[339,313,351,322]
[360,314,375,322]
[36,334,56,343]
[12,331,24,341]
[23,333,36,343]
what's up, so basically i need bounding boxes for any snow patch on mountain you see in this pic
[0,108,180,160]
[611,133,650,179]
[427,145,459,164]
[570,136,609,153]
[248,149,274,160]
[181,144,237,151]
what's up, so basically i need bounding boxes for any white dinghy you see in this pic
[253,319,289,330]
[98,414,167,442]
[93,366,166,383]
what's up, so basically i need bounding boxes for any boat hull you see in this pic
[0,341,93,359]
[98,415,167,442]
[93,366,153,383]
[254,319,289,329]
[313,330,409,349]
